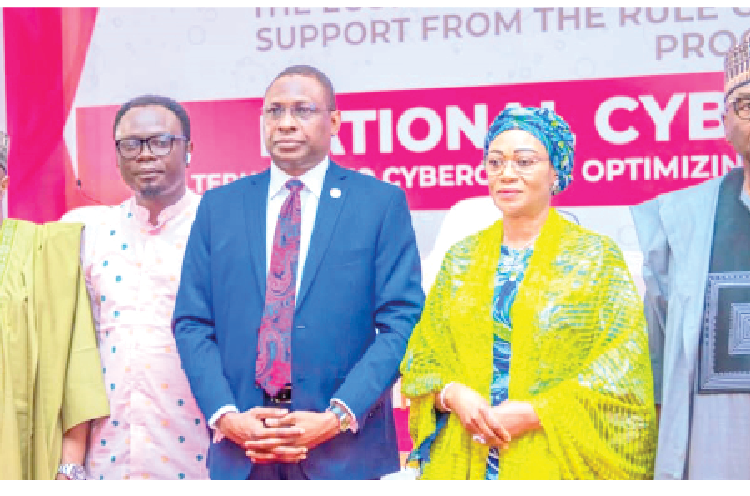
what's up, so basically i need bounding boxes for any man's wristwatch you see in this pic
[327,403,352,433]
[57,463,86,480]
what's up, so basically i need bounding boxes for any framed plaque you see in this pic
[698,271,750,393]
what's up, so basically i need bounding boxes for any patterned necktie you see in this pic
[256,179,303,396]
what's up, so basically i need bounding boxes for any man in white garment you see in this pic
[631,36,750,479]
[61,95,209,480]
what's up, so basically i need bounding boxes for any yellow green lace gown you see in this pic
[400,208,657,479]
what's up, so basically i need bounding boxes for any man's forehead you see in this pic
[116,106,179,134]
[264,94,315,103]
[265,76,325,99]
[121,104,176,120]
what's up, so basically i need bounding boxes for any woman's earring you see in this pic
[551,178,561,195]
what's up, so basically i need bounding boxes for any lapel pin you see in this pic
[330,188,341,199]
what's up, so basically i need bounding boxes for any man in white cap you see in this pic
[631,34,750,479]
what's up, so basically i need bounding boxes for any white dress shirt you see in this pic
[265,157,329,296]
[210,157,357,436]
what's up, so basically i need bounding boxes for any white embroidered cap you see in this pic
[724,32,750,100]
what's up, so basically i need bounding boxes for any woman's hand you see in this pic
[489,400,541,440]
[443,383,511,449]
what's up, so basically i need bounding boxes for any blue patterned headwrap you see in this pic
[482,107,575,195]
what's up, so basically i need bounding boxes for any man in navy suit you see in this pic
[172,65,424,480]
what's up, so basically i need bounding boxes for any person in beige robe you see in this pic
[0,132,110,479]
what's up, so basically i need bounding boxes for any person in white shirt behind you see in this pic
[423,196,645,297]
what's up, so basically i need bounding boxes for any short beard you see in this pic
[139,185,164,198]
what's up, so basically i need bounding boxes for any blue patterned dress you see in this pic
[485,244,533,480]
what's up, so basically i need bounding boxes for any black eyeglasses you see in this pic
[730,96,750,120]
[115,134,188,159]
[262,103,330,122]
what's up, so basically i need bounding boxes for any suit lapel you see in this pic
[243,170,270,297]
[297,162,348,308]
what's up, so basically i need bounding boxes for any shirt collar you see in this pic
[130,189,198,229]
[741,185,750,213]
[269,156,329,200]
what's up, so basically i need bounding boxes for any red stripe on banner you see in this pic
[3,7,98,222]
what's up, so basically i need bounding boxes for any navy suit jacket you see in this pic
[172,162,424,480]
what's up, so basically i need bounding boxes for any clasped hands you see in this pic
[217,408,340,464]
[441,383,541,450]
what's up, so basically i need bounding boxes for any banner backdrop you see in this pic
[4,7,747,235]
[76,71,739,209]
